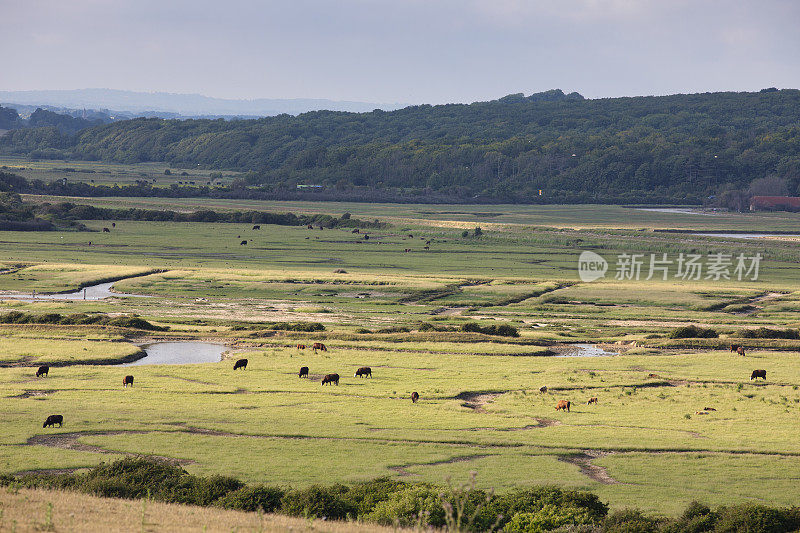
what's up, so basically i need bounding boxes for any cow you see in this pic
[648,373,659,378]
[555,400,571,412]
[296,344,307,350]
[252,225,260,230]
[102,227,110,233]
[43,415,63,428]
[111,222,116,227]
[312,342,327,353]
[539,386,548,393]
[36,365,49,378]
[730,344,740,353]
[703,407,717,411]
[233,358,248,370]
[240,240,247,245]
[299,366,309,378]
[363,235,369,240]
[352,229,360,233]
[751,369,767,380]
[408,234,413,238]
[307,225,313,229]
[411,391,419,403]
[123,375,134,387]
[587,397,598,405]
[737,347,746,357]
[321,373,339,385]
[424,246,430,250]
[355,367,372,378]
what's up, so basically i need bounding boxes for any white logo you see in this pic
[578,251,608,282]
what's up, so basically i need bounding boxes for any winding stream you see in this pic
[0,279,151,301]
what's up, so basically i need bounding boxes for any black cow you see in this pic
[321,373,339,385]
[123,375,134,387]
[411,391,419,403]
[233,358,248,370]
[751,369,767,380]
[103,227,110,233]
[240,240,248,245]
[299,366,309,378]
[252,225,260,230]
[36,365,49,378]
[43,415,63,428]
[111,222,115,227]
[354,367,372,378]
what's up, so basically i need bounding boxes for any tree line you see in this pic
[2,89,800,203]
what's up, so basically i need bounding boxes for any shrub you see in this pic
[711,504,800,533]
[461,322,519,337]
[267,322,325,332]
[366,485,446,527]
[504,504,595,532]
[280,484,354,520]
[669,325,718,339]
[602,509,664,533]
[738,327,800,339]
[485,487,608,529]
[340,478,407,516]
[215,485,285,512]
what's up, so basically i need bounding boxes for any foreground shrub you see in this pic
[485,487,608,530]
[504,504,595,532]
[214,485,285,512]
[669,325,718,339]
[711,504,800,533]
[280,484,354,520]
[602,509,664,532]
[340,478,408,516]
[366,485,446,527]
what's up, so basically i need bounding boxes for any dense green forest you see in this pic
[2,89,800,203]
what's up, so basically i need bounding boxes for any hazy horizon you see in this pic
[3,1,799,105]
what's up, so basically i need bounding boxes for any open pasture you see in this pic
[1,199,800,517]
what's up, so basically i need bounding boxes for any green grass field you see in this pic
[1,190,800,517]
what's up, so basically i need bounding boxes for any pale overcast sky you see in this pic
[3,0,799,103]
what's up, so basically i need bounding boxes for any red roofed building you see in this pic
[749,196,800,211]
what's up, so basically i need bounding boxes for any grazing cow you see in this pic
[43,415,63,428]
[312,342,327,353]
[102,227,110,233]
[695,411,709,415]
[112,222,115,227]
[737,347,746,357]
[408,234,413,238]
[352,229,360,233]
[123,375,134,388]
[36,365,49,378]
[424,246,430,250]
[307,225,313,229]
[364,235,369,240]
[240,240,247,245]
[252,225,260,230]
[233,358,248,370]
[555,400,571,412]
[730,344,740,353]
[297,344,307,350]
[299,366,309,378]
[648,373,659,378]
[411,391,419,403]
[355,367,372,378]
[751,369,767,380]
[321,373,339,385]
[539,386,548,393]
[587,397,598,405]
[703,407,716,411]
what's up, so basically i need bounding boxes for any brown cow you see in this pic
[299,366,309,378]
[411,391,419,403]
[730,344,740,352]
[555,400,571,412]
[648,373,659,378]
[233,358,248,370]
[43,414,63,428]
[321,373,339,385]
[297,344,307,350]
[355,367,372,378]
[123,375,134,387]
[751,369,767,380]
[737,347,746,357]
[36,365,49,378]
[312,342,327,353]
[587,397,598,405]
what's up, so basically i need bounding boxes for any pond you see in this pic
[553,343,619,357]
[0,279,151,301]
[122,342,229,366]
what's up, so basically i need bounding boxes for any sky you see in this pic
[2,0,799,104]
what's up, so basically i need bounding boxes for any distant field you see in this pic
[1,190,800,517]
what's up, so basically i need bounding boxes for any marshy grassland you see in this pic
[2,192,800,517]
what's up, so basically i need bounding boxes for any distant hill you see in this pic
[0,89,404,118]
[2,88,799,204]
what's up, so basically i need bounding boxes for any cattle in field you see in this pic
[352,229,359,233]
[299,366,309,378]
[555,400,571,412]
[103,227,110,233]
[43,415,63,428]
[648,373,659,378]
[321,373,339,385]
[737,347,746,357]
[411,391,419,403]
[123,375,134,387]
[296,344,307,350]
[587,397,598,405]
[307,225,313,229]
[36,365,49,378]
[539,386,548,393]
[408,234,413,238]
[355,367,372,378]
[751,369,767,380]
[424,246,430,250]
[233,358,248,370]
[240,240,247,245]
[730,344,740,352]
[112,222,115,227]
[252,225,260,230]
[312,342,327,353]
[703,407,716,411]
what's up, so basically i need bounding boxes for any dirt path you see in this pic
[454,391,504,412]
[558,451,618,484]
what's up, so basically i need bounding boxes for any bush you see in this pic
[461,322,520,337]
[602,509,664,532]
[366,485,446,527]
[738,327,800,339]
[340,478,407,516]
[711,504,800,533]
[0,311,167,331]
[504,504,595,532]
[215,485,285,512]
[280,484,354,520]
[485,487,608,529]
[669,325,718,339]
[267,322,325,332]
